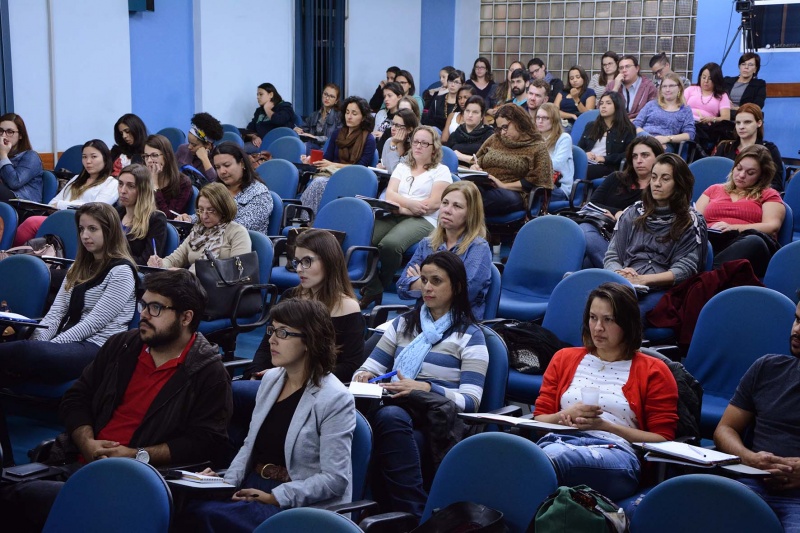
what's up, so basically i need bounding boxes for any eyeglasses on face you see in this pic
[412,140,433,148]
[660,84,679,90]
[137,299,177,317]
[196,207,218,216]
[322,92,338,99]
[290,255,318,270]
[496,123,510,133]
[390,123,406,130]
[0,129,18,137]
[142,153,162,160]
[267,325,306,339]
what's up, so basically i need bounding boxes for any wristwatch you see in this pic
[135,448,150,464]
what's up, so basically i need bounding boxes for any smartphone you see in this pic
[310,149,323,163]
[5,462,50,478]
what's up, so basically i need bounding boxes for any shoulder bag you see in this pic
[195,250,261,320]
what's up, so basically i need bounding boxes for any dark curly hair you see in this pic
[269,299,337,386]
[191,112,224,143]
[341,96,375,132]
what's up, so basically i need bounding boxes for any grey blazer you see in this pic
[224,369,355,508]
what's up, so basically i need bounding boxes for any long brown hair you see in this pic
[724,144,776,200]
[145,134,183,199]
[635,153,695,243]
[581,283,641,360]
[537,103,564,152]
[0,113,32,155]
[67,203,136,290]
[287,229,356,312]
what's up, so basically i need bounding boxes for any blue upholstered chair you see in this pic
[156,127,186,152]
[688,156,734,203]
[35,209,79,259]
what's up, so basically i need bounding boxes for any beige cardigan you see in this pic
[163,222,251,272]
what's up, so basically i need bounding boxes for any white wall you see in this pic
[194,0,294,127]
[9,0,131,153]
[346,0,421,100]
[453,0,480,73]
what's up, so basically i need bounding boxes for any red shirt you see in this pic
[96,334,196,446]
[702,184,782,238]
[533,347,679,440]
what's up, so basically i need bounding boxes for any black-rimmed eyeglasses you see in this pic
[267,326,306,339]
[137,299,177,317]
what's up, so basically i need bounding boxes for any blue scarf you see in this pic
[392,306,453,381]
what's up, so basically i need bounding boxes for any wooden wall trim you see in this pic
[766,83,800,98]
[37,152,59,171]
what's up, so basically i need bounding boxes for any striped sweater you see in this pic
[32,265,137,346]
[357,316,488,412]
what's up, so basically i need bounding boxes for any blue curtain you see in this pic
[294,0,345,119]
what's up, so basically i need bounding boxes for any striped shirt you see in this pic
[357,316,488,412]
[32,265,136,346]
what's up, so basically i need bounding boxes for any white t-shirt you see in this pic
[49,175,119,210]
[390,162,453,226]
[562,353,637,435]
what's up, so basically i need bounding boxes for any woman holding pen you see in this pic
[353,251,489,518]
[115,163,168,264]
[533,282,678,500]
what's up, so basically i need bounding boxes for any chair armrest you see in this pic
[571,179,595,209]
[492,261,504,275]
[282,199,301,206]
[358,511,420,532]
[344,245,380,289]
[230,283,278,330]
[368,304,412,329]
[282,204,314,228]
[270,237,288,267]
[223,359,254,378]
[28,439,56,463]
[327,500,380,516]
[527,186,551,217]
[41,257,75,269]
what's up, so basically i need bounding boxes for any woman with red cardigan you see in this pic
[533,283,678,500]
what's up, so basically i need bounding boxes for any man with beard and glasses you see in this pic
[506,68,530,107]
[714,299,800,532]
[0,269,232,532]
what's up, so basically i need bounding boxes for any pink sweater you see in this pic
[684,86,731,119]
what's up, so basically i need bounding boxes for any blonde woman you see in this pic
[149,182,251,272]
[359,126,453,308]
[116,163,168,264]
[396,181,492,319]
[536,102,574,201]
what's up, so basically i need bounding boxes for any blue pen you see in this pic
[369,370,397,383]
[152,238,157,254]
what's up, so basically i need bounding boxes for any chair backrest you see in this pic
[254,508,361,533]
[0,201,18,249]
[41,170,59,203]
[352,411,372,502]
[156,127,186,152]
[422,432,558,532]
[684,286,796,401]
[441,146,460,174]
[313,197,374,280]
[319,165,378,210]
[777,202,793,246]
[482,263,502,320]
[570,109,599,144]
[162,222,180,256]
[783,172,800,240]
[267,191,283,235]
[219,131,245,148]
[689,156,734,203]
[249,230,275,285]
[55,145,84,175]
[501,216,586,299]
[263,127,299,150]
[185,186,199,216]
[572,144,588,183]
[269,136,306,163]
[478,324,509,412]
[256,158,300,200]
[0,255,51,317]
[293,112,305,128]
[43,458,172,533]
[371,149,379,167]
[764,239,800,303]
[36,209,79,259]
[222,123,241,136]
[542,269,634,346]
[629,473,783,533]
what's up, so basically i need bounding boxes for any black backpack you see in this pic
[491,320,571,375]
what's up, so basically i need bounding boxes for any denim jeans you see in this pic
[369,405,427,518]
[580,222,611,269]
[537,432,640,501]
[0,340,100,387]
[739,478,800,533]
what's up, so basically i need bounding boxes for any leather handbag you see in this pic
[413,501,506,533]
[195,250,261,320]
